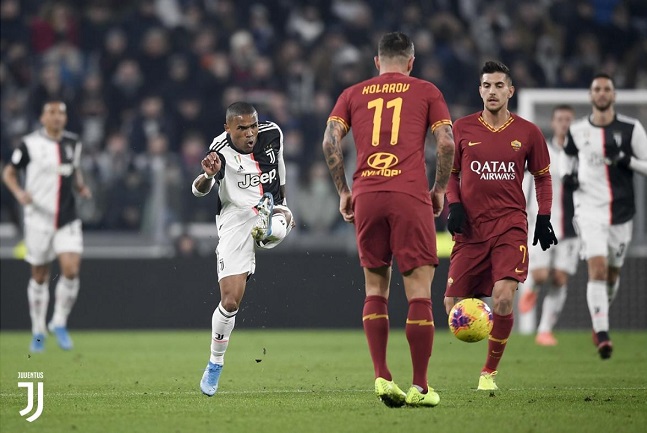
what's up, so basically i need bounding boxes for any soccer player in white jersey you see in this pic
[561,73,647,359]
[518,105,580,346]
[192,102,294,396]
[2,100,92,352]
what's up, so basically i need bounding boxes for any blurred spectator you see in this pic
[99,28,130,84]
[174,231,200,258]
[102,163,150,231]
[74,72,108,151]
[1,0,28,48]
[173,93,211,144]
[128,94,177,153]
[79,1,114,54]
[96,131,132,188]
[138,27,172,94]
[121,0,164,45]
[133,134,184,236]
[295,161,342,234]
[106,58,144,131]
[30,2,79,54]
[178,133,218,223]
[29,63,77,128]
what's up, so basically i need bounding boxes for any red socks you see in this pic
[406,298,434,391]
[362,295,391,380]
[483,312,514,373]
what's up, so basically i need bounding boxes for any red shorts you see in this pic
[354,191,438,273]
[445,228,528,298]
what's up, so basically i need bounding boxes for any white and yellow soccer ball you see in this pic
[448,298,493,342]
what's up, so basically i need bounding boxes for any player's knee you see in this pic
[31,266,49,284]
[553,271,568,287]
[443,297,455,315]
[494,297,514,315]
[220,298,240,312]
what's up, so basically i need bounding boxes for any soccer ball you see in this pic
[448,298,493,343]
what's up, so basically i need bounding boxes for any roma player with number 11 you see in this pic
[322,31,455,408]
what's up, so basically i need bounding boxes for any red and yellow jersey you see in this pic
[447,112,551,242]
[328,72,452,204]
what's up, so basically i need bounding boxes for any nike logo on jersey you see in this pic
[515,268,525,274]
[468,141,481,146]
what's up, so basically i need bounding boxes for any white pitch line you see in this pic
[1,386,646,398]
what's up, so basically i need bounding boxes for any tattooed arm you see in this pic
[430,124,456,217]
[322,120,354,222]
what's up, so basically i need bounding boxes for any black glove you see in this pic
[604,142,631,168]
[533,214,558,251]
[447,202,466,235]
[562,173,579,191]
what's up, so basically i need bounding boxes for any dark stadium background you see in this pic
[1,0,646,329]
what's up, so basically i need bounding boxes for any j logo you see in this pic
[18,381,43,422]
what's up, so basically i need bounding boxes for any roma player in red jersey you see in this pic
[323,32,455,408]
[445,61,557,391]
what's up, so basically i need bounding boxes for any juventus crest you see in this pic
[265,146,275,164]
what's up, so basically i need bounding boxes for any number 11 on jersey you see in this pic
[368,97,403,146]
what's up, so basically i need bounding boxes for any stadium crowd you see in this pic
[1,0,646,237]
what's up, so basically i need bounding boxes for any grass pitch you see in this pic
[1,329,646,433]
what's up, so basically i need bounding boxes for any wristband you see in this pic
[203,172,215,180]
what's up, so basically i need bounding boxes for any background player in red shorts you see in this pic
[322,32,455,408]
[445,61,558,391]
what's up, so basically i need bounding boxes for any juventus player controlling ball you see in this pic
[193,102,294,396]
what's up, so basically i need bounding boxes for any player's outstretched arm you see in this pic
[322,120,353,222]
[192,152,221,197]
[430,124,455,217]
[2,163,31,205]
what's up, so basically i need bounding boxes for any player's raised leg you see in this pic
[251,193,274,242]
[255,204,294,249]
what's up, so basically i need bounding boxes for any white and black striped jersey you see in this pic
[525,137,576,239]
[208,121,286,222]
[10,129,82,230]
[563,114,647,225]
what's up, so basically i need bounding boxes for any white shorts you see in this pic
[574,217,633,267]
[25,219,83,265]
[216,215,258,282]
[215,205,293,281]
[529,237,581,275]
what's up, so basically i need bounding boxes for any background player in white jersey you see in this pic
[561,73,647,359]
[192,102,294,396]
[518,105,580,346]
[2,100,92,352]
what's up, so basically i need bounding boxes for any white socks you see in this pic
[586,280,609,333]
[210,302,237,364]
[537,285,567,333]
[27,279,49,335]
[50,277,80,328]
